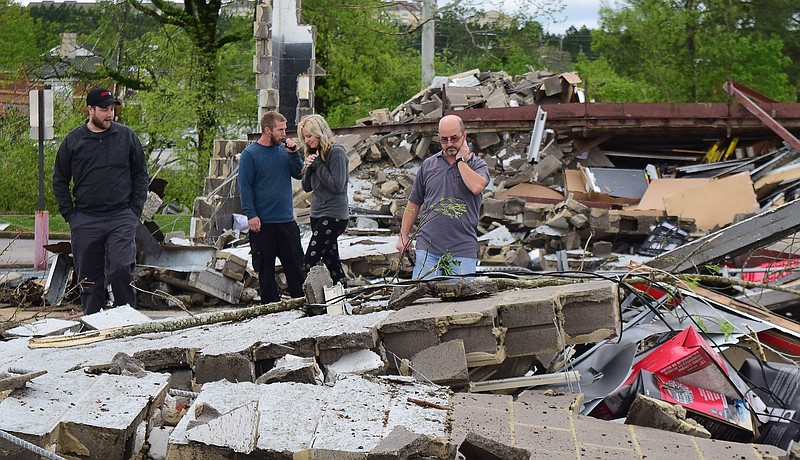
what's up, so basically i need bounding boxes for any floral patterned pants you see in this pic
[304,216,348,286]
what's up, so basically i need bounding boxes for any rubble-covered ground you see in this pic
[2,69,800,459]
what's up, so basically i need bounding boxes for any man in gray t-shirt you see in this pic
[395,114,490,279]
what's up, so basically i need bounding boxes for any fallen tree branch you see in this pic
[28,296,307,349]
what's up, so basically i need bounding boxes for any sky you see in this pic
[541,0,605,35]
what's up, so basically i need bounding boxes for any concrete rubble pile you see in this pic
[2,268,800,459]
[10,70,800,310]
[167,69,799,305]
[5,67,800,459]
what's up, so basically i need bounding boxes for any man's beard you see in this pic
[444,145,458,156]
[91,112,112,130]
[271,132,283,146]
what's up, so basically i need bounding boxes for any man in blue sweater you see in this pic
[238,111,305,302]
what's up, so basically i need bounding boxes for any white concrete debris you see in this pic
[171,375,449,457]
[3,318,80,338]
[79,304,153,330]
[324,348,385,383]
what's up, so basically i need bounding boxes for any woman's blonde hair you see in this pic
[298,114,335,161]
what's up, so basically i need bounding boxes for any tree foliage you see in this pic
[302,0,421,127]
[590,0,795,102]
[0,0,41,71]
[3,0,800,213]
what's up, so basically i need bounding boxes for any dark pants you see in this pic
[249,221,305,302]
[304,217,348,286]
[70,209,139,315]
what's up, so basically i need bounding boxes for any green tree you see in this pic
[592,0,795,102]
[118,0,252,179]
[0,94,85,213]
[574,54,659,102]
[303,0,421,127]
[739,0,800,99]
[0,0,40,71]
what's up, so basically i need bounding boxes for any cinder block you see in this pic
[558,280,620,344]
[410,340,469,387]
[496,287,561,328]
[193,196,218,219]
[514,424,574,454]
[533,153,564,182]
[504,326,562,357]
[381,329,439,363]
[256,355,322,385]
[58,373,169,460]
[193,352,254,384]
[252,338,316,361]
[440,325,499,356]
[625,394,710,438]
[472,132,501,150]
[450,393,514,447]
[481,198,505,219]
[504,196,527,215]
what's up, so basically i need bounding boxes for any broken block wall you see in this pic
[255,0,316,130]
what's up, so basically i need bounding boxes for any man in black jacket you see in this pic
[53,88,149,315]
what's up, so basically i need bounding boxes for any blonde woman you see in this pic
[299,114,350,286]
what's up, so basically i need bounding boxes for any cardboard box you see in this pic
[591,326,756,442]
[662,172,759,231]
[635,370,755,442]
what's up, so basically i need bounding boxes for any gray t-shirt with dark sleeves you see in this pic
[408,151,489,258]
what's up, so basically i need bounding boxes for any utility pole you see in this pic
[420,0,435,89]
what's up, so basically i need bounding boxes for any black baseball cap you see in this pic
[86,88,121,108]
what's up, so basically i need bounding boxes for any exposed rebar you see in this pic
[169,388,199,399]
[0,429,67,460]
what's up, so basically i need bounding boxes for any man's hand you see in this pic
[283,138,299,153]
[395,235,413,255]
[248,216,261,233]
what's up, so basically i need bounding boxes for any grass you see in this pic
[0,213,192,236]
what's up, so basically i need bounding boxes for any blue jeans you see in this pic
[412,249,477,280]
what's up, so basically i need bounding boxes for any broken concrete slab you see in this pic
[3,318,80,338]
[625,394,711,438]
[0,371,169,460]
[379,297,504,367]
[79,304,153,330]
[381,281,619,368]
[367,424,430,460]
[325,348,385,383]
[185,394,259,453]
[58,372,169,459]
[170,375,450,457]
[303,264,333,306]
[256,354,323,385]
[458,431,531,460]
[158,268,244,304]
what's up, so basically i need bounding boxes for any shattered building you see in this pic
[5,0,800,458]
[5,65,800,456]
